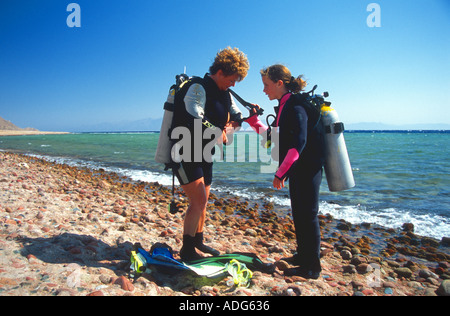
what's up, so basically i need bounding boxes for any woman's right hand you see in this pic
[249,104,261,116]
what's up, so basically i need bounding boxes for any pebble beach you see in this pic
[0,151,449,297]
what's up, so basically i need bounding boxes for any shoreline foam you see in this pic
[0,151,449,296]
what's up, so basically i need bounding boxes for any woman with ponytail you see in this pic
[246,64,325,279]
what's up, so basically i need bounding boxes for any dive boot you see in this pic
[194,232,220,256]
[284,267,321,280]
[180,235,203,262]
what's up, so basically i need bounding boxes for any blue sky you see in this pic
[0,0,449,131]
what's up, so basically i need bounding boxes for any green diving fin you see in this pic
[131,243,275,281]
[188,252,275,274]
[131,243,227,278]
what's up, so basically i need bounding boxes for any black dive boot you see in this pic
[194,232,220,256]
[180,235,203,262]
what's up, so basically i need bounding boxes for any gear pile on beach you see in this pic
[0,152,449,296]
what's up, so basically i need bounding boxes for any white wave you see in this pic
[214,185,267,201]
[318,201,449,241]
[227,187,449,240]
[117,168,174,186]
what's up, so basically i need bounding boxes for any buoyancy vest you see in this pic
[170,74,240,163]
[172,74,232,132]
[276,93,325,172]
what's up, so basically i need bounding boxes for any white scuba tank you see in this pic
[154,87,176,164]
[321,105,355,192]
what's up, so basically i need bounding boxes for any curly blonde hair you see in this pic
[209,47,249,81]
[260,64,307,93]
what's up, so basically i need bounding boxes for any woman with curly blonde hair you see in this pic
[171,47,249,261]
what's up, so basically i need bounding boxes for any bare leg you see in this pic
[196,185,210,233]
[182,178,208,237]
[180,178,208,261]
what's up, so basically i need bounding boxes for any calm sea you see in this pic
[1,131,448,240]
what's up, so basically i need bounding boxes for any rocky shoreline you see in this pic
[0,151,448,296]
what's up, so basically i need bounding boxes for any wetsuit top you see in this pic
[171,74,243,162]
[276,93,325,179]
[246,93,324,180]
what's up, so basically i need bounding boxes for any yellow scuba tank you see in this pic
[320,103,355,192]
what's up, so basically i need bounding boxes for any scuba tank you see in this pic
[154,74,190,165]
[154,89,175,165]
[155,74,190,215]
[154,86,181,214]
[305,86,354,192]
[320,102,355,192]
[261,85,355,192]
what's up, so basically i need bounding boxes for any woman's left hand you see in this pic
[218,121,239,145]
[225,121,241,130]
[273,177,285,190]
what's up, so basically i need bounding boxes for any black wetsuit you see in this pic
[276,93,325,273]
[170,74,243,186]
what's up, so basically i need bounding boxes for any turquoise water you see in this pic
[0,131,449,240]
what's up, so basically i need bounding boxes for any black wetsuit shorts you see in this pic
[173,161,213,186]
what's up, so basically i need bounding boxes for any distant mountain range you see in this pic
[0,116,38,131]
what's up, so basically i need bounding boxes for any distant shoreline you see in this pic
[0,130,448,137]
[0,130,70,137]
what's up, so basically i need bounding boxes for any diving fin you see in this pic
[188,252,275,274]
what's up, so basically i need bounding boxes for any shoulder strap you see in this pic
[291,93,322,131]
[173,75,204,104]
